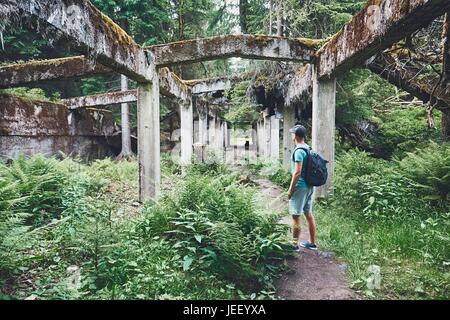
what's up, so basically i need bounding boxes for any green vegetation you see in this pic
[0,155,289,300]
[1,0,449,302]
[251,143,449,299]
[225,80,261,129]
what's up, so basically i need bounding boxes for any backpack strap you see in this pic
[292,146,311,162]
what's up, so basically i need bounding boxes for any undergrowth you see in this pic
[0,155,289,300]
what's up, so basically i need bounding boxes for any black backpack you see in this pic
[292,146,328,187]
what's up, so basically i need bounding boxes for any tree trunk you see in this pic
[441,12,450,140]
[276,0,283,36]
[269,0,273,35]
[239,0,248,34]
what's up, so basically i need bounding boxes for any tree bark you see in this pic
[239,0,249,34]
[269,0,273,35]
[442,12,450,140]
[276,0,283,36]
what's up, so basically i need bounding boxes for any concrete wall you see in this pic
[0,94,117,161]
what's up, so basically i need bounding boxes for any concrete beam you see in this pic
[0,56,233,104]
[0,56,110,89]
[147,34,317,67]
[0,57,190,101]
[62,90,138,109]
[185,78,232,94]
[317,0,450,78]
[158,67,190,101]
[7,0,152,82]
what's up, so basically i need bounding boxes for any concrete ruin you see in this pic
[0,94,117,160]
[147,35,318,67]
[2,0,450,201]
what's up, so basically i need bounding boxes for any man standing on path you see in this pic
[287,125,318,251]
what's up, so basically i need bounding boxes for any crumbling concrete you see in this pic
[284,64,313,107]
[8,0,153,82]
[186,78,232,94]
[282,106,296,169]
[137,76,160,200]
[180,99,194,165]
[317,0,450,78]
[0,94,116,160]
[158,67,190,101]
[312,70,336,198]
[0,56,110,89]
[0,57,188,102]
[147,35,316,67]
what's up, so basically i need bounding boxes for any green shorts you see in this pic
[289,187,314,216]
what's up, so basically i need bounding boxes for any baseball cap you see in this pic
[289,124,307,138]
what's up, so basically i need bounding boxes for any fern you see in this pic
[398,141,450,202]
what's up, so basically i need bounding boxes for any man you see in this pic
[287,125,318,251]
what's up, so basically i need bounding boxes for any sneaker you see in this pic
[291,243,301,252]
[300,241,318,251]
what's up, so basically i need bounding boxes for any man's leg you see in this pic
[292,215,301,245]
[304,212,316,245]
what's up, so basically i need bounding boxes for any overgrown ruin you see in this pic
[1,0,449,201]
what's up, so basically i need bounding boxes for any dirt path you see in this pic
[253,178,358,300]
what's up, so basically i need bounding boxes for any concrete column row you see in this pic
[254,70,336,198]
[137,66,336,202]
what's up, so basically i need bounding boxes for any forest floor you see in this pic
[252,177,358,300]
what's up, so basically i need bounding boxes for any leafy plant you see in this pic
[397,141,450,202]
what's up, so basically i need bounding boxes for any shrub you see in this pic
[0,155,67,227]
[333,150,427,218]
[138,165,288,293]
[397,141,450,203]
[377,107,442,157]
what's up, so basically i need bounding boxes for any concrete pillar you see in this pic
[264,115,271,158]
[283,107,296,168]
[270,116,280,161]
[193,114,199,144]
[180,99,193,165]
[198,112,208,145]
[312,68,336,198]
[120,75,132,156]
[137,79,160,202]
[256,121,261,157]
[208,114,216,147]
[257,119,265,158]
[224,122,230,148]
[251,125,257,149]
[215,119,224,151]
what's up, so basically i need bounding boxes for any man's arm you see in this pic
[288,161,303,199]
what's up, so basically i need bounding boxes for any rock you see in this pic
[339,264,348,271]
[318,251,335,259]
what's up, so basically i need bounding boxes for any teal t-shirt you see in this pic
[291,143,310,189]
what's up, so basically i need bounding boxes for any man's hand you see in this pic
[287,189,293,200]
